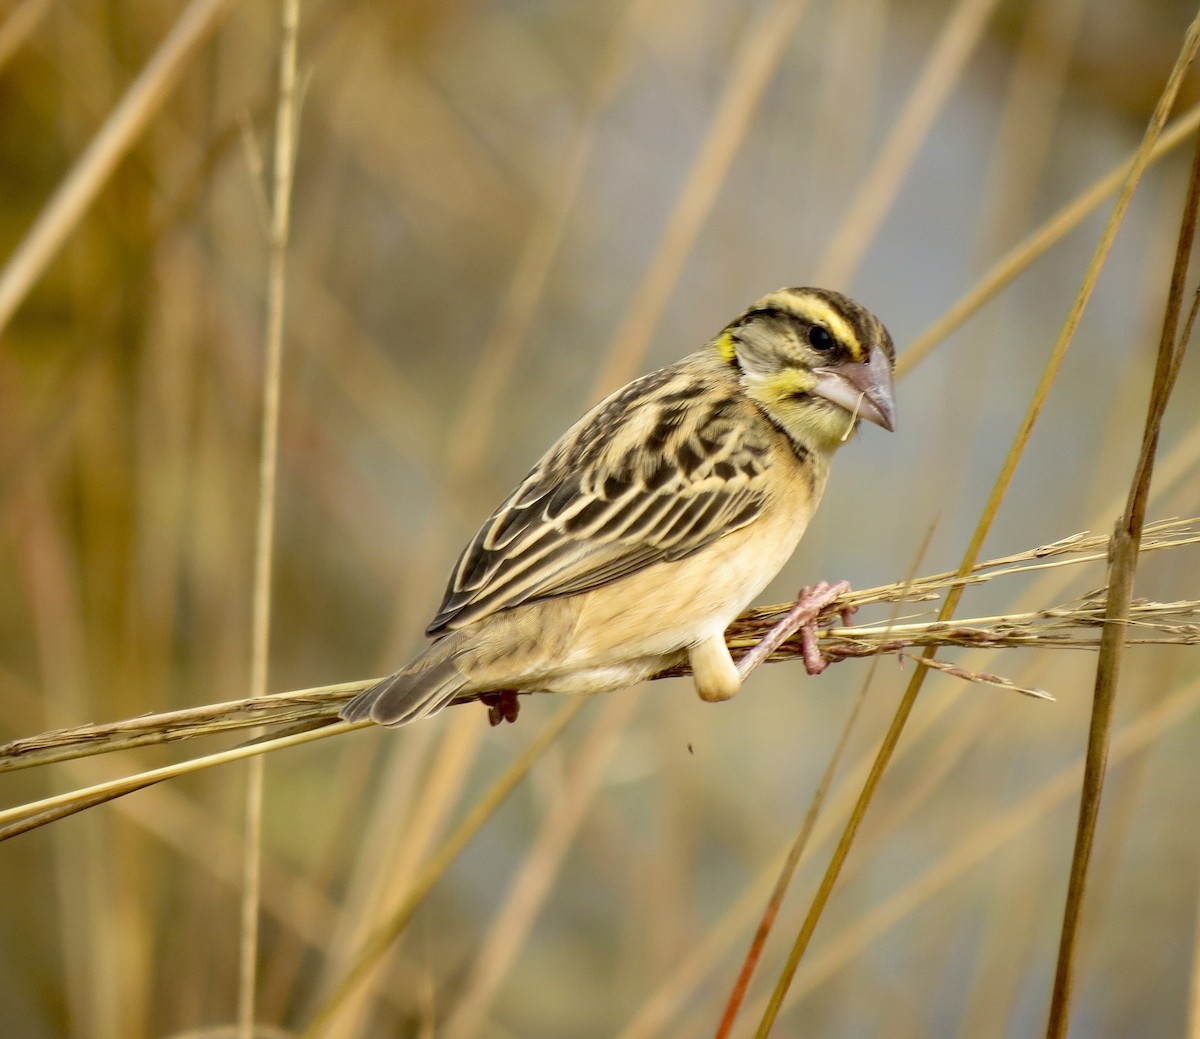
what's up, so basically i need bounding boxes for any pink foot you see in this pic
[737,580,853,679]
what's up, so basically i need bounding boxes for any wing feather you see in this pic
[426,359,776,635]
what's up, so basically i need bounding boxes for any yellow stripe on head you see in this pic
[757,289,864,361]
[713,286,893,373]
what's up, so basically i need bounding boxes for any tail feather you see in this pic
[341,655,470,727]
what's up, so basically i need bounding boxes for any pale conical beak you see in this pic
[810,345,897,432]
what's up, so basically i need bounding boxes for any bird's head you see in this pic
[713,286,896,453]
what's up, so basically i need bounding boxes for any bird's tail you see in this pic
[341,637,470,727]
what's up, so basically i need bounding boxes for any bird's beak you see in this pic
[810,345,897,432]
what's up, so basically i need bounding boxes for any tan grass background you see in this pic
[2,1,1200,1036]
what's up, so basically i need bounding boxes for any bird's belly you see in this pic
[534,656,681,695]
[563,501,814,668]
[453,492,817,697]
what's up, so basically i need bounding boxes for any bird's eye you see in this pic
[808,325,835,352]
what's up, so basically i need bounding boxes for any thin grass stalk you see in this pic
[0,0,235,334]
[816,0,1001,286]
[971,0,1085,261]
[299,699,589,1038]
[20,463,117,1030]
[440,693,640,1038]
[239,3,301,1035]
[593,0,811,394]
[712,525,936,1039]
[0,0,52,71]
[1045,39,1200,1034]
[328,16,651,1025]
[616,481,1199,1036]
[0,722,362,841]
[712,672,875,1039]
[754,19,1200,1033]
[753,673,1200,1011]
[899,99,1200,378]
[1,675,343,948]
[320,714,483,1039]
[2,521,1197,783]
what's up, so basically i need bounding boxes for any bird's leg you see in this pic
[736,580,852,679]
[479,689,521,726]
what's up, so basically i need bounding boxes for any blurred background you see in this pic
[2,0,1200,1036]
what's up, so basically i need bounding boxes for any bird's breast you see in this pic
[566,486,819,665]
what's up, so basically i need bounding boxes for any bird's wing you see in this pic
[426,365,775,635]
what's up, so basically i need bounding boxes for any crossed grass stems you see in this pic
[3,518,1198,782]
[4,1,1200,1036]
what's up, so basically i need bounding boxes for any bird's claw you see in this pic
[736,579,853,679]
[791,580,852,676]
[480,689,521,726]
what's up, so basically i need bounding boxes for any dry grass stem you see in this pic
[239,3,302,1035]
[713,525,937,1039]
[1046,17,1200,1032]
[0,722,361,841]
[756,16,1200,1019]
[593,0,812,394]
[299,699,590,1038]
[0,0,53,71]
[908,654,1053,700]
[751,672,1200,1017]
[817,0,1001,286]
[1,520,1195,797]
[4,6,1200,1033]
[0,0,235,333]
[438,693,640,1038]
[899,99,1200,379]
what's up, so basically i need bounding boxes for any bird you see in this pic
[342,286,896,728]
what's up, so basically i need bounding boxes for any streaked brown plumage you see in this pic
[343,287,896,727]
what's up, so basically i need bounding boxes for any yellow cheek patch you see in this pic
[714,330,737,363]
[755,367,817,403]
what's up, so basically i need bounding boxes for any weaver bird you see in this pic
[343,287,896,727]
